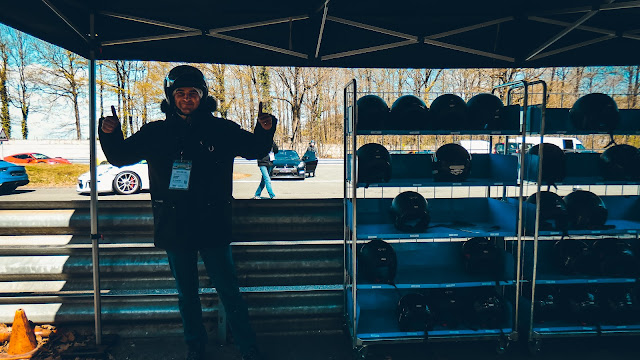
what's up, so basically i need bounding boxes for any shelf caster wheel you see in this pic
[496,338,509,355]
[353,345,368,360]
[528,340,541,354]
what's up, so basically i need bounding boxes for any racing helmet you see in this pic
[390,191,430,232]
[390,95,430,130]
[552,239,593,275]
[599,144,640,181]
[524,191,569,233]
[461,237,502,276]
[164,65,208,105]
[525,143,566,184]
[397,293,433,332]
[356,95,390,131]
[601,285,637,324]
[432,143,472,182]
[530,285,561,322]
[358,239,397,284]
[466,93,504,130]
[562,286,600,324]
[563,190,608,230]
[569,93,620,132]
[356,143,392,185]
[470,288,505,328]
[429,94,467,130]
[592,239,637,278]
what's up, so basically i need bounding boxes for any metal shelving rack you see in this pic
[516,85,640,353]
[343,79,526,359]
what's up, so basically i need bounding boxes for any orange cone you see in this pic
[6,309,37,355]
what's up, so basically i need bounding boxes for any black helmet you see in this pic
[569,93,620,132]
[461,237,502,276]
[562,286,600,324]
[397,293,433,332]
[601,285,636,324]
[552,239,593,275]
[429,94,467,130]
[563,190,608,230]
[390,191,430,232]
[390,95,430,130]
[528,285,560,322]
[356,143,392,185]
[358,239,397,284]
[357,95,390,131]
[164,65,208,106]
[592,239,637,277]
[432,143,472,182]
[524,191,569,233]
[599,144,640,181]
[466,93,504,130]
[431,289,462,327]
[525,143,566,184]
[470,288,505,328]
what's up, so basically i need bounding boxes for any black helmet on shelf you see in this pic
[562,286,600,325]
[569,93,620,132]
[466,93,504,130]
[599,144,640,181]
[592,239,637,278]
[431,288,462,328]
[389,95,430,130]
[525,191,569,232]
[356,95,390,131]
[358,239,397,284]
[552,239,593,275]
[601,285,637,324]
[530,285,561,322]
[525,143,566,184]
[461,237,502,277]
[432,143,472,182]
[390,191,430,232]
[397,292,433,332]
[562,190,608,230]
[356,143,392,185]
[429,94,468,130]
[469,288,505,329]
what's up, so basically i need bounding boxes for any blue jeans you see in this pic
[254,165,275,198]
[166,245,256,354]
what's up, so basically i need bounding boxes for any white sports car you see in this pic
[77,160,150,195]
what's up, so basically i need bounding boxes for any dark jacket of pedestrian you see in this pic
[99,108,276,250]
[257,142,279,167]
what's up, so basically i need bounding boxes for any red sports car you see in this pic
[4,153,72,164]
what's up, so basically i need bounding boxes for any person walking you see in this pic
[99,65,275,360]
[253,141,278,199]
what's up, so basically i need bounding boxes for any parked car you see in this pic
[77,160,149,195]
[0,160,29,194]
[4,152,71,164]
[271,150,305,179]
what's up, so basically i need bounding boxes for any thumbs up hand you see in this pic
[257,102,274,131]
[101,106,121,134]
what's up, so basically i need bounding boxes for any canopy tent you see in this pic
[2,0,639,352]
[2,0,640,69]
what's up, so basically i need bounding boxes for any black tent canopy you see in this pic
[2,0,640,68]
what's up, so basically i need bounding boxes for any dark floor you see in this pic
[71,332,640,360]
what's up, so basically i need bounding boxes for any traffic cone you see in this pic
[6,309,37,355]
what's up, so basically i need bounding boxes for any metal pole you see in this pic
[89,11,102,346]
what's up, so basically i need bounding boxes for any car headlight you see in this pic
[298,162,305,168]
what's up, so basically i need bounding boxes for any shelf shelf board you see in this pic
[358,280,516,290]
[355,130,521,136]
[534,277,636,285]
[356,179,516,188]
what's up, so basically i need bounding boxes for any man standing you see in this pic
[99,65,275,360]
[253,141,278,199]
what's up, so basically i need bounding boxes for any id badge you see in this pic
[169,160,192,190]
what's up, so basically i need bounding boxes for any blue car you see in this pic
[0,160,29,194]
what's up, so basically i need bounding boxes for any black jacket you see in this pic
[257,142,279,167]
[99,110,276,250]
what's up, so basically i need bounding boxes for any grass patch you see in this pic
[24,164,90,187]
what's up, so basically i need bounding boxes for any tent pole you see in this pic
[88,11,103,346]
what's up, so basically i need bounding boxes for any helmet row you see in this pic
[525,143,640,183]
[357,143,472,185]
[553,238,638,278]
[525,190,609,233]
[357,93,507,131]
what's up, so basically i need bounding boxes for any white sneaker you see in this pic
[253,196,261,199]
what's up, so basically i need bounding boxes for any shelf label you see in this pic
[367,235,378,239]
[539,328,550,331]
[493,182,503,185]
[406,332,421,336]
[452,183,462,186]
[591,230,601,234]
[372,285,382,289]
[410,284,421,288]
[544,280,556,284]
[448,234,458,237]
[549,231,561,235]
[451,132,460,135]
[444,283,456,288]
[409,131,420,135]
[490,233,500,236]
[412,184,423,187]
[410,234,419,238]
[628,230,638,234]
[370,131,382,135]
[449,330,460,334]
[491,131,501,135]
[370,333,381,337]
[582,327,592,330]
[587,279,598,283]
[616,326,628,329]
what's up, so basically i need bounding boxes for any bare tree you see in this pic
[8,30,37,139]
[34,42,87,139]
[0,35,9,139]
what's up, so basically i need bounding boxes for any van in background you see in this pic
[493,136,586,154]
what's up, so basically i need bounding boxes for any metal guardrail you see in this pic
[0,199,345,338]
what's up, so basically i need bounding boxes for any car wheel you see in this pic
[0,184,18,195]
[112,171,141,195]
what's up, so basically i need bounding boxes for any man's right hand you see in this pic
[101,106,121,134]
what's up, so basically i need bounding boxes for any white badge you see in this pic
[269,151,275,161]
[169,160,192,190]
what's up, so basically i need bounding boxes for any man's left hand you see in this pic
[257,102,274,131]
